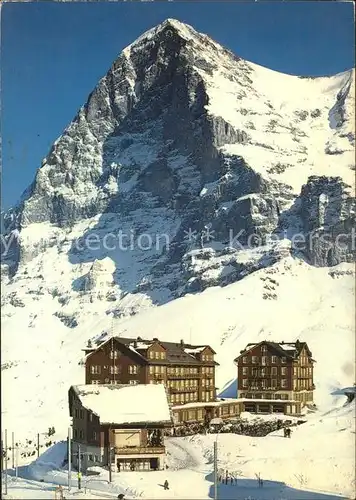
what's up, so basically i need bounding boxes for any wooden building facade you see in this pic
[83,336,219,405]
[234,340,315,414]
[68,384,173,472]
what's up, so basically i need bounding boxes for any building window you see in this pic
[261,345,267,354]
[272,379,277,388]
[129,365,138,374]
[252,356,258,364]
[242,378,248,388]
[109,366,119,375]
[90,365,101,375]
[281,379,287,388]
[271,367,277,375]
[109,350,119,359]
[281,367,287,376]
[281,357,287,364]
[93,431,97,440]
[271,356,277,364]
[242,367,249,375]
[91,380,100,384]
[154,351,160,359]
[261,356,267,365]
[242,356,247,364]
[160,352,165,359]
[73,429,78,439]
[129,380,138,385]
[149,351,154,359]
[79,430,84,439]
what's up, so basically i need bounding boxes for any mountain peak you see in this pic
[122,17,200,56]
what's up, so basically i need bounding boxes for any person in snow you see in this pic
[117,494,125,500]
[164,480,169,490]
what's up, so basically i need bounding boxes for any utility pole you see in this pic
[109,446,112,483]
[214,440,218,500]
[78,444,81,490]
[11,432,14,469]
[15,444,19,479]
[4,429,8,496]
[1,433,3,474]
[68,427,72,492]
[37,433,40,459]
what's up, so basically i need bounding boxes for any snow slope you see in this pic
[2,256,354,440]
[4,401,355,499]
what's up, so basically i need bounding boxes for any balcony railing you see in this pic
[152,373,165,380]
[114,446,165,455]
[167,373,201,379]
[248,385,287,391]
[169,387,197,393]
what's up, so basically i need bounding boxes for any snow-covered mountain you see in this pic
[1,19,355,440]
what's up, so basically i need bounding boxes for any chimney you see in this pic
[137,336,142,341]
[153,337,159,341]
[133,340,137,348]
[180,339,184,347]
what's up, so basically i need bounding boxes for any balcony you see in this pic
[115,446,165,456]
[152,373,165,380]
[167,373,201,379]
[248,385,286,391]
[169,387,197,393]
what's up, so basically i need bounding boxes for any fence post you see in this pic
[11,432,14,469]
[68,427,72,492]
[214,441,218,500]
[4,429,8,496]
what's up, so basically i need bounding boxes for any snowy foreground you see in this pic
[4,400,355,500]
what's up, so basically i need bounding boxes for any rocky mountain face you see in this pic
[2,18,355,301]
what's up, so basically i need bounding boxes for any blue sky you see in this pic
[1,1,355,210]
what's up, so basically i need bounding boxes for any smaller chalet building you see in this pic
[68,384,173,472]
[235,340,315,415]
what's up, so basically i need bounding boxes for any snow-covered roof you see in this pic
[238,398,297,403]
[184,347,206,354]
[72,384,172,426]
[133,342,153,349]
[172,398,240,410]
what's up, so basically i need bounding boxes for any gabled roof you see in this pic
[70,384,172,426]
[234,340,315,363]
[85,335,219,366]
